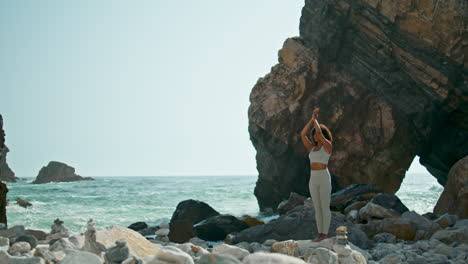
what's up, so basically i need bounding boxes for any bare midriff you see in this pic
[310,162,327,170]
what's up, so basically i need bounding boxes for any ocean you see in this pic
[5,173,443,232]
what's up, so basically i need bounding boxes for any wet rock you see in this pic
[137,226,159,237]
[169,199,219,243]
[367,194,409,215]
[243,251,306,264]
[32,161,94,184]
[127,222,147,232]
[105,239,130,264]
[277,192,306,215]
[194,214,249,241]
[16,198,32,208]
[212,244,249,261]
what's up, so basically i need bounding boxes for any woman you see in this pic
[300,107,333,242]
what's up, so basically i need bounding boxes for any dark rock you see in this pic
[369,193,409,214]
[168,199,220,243]
[25,229,48,241]
[422,212,439,221]
[232,206,372,249]
[168,220,196,243]
[238,215,265,227]
[14,235,38,249]
[0,114,9,227]
[277,192,306,215]
[127,222,148,231]
[0,225,25,239]
[138,226,159,237]
[0,146,17,183]
[105,239,129,264]
[194,214,250,241]
[343,201,367,215]
[434,156,468,219]
[16,198,32,208]
[248,0,467,212]
[331,184,383,208]
[434,213,459,228]
[32,161,94,184]
[360,217,417,241]
[372,233,396,244]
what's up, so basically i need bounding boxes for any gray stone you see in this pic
[211,244,249,261]
[14,235,38,249]
[379,253,405,264]
[0,249,45,264]
[243,251,306,264]
[197,253,241,264]
[8,242,31,256]
[234,242,251,253]
[306,247,338,264]
[61,251,102,264]
[434,213,459,228]
[0,237,9,246]
[262,239,277,247]
[454,219,468,228]
[105,239,130,264]
[431,227,468,244]
[46,219,70,240]
[188,237,208,249]
[372,233,396,243]
[148,245,194,264]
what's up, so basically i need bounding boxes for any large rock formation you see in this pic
[0,114,8,227]
[434,156,468,218]
[0,146,17,182]
[248,0,467,211]
[32,161,94,184]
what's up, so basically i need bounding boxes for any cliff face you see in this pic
[248,0,467,211]
[0,114,8,226]
[0,146,17,182]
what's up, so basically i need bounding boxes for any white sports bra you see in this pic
[308,146,331,164]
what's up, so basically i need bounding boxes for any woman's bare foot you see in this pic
[312,233,328,242]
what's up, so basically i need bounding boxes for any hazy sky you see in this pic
[1,0,429,177]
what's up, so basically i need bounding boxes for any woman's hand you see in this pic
[312,107,320,119]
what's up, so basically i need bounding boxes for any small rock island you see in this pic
[32,161,94,184]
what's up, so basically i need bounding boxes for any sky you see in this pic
[0,0,430,177]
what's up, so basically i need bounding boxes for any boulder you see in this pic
[360,217,417,240]
[306,247,338,264]
[127,222,148,231]
[271,240,300,257]
[8,241,31,256]
[169,199,220,243]
[430,227,468,244]
[105,239,130,264]
[14,235,38,249]
[32,161,94,184]
[367,193,409,215]
[96,226,161,259]
[358,202,400,222]
[25,230,47,241]
[434,156,468,219]
[148,245,193,264]
[331,184,383,208]
[194,214,249,241]
[434,213,459,228]
[277,192,306,215]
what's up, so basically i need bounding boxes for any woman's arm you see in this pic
[300,108,319,152]
[313,118,332,153]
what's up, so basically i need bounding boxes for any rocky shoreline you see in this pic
[1,190,467,264]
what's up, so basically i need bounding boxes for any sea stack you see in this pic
[0,146,18,182]
[32,161,94,184]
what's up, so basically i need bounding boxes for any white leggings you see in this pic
[309,168,332,234]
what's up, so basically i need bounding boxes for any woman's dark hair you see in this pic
[310,124,333,145]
